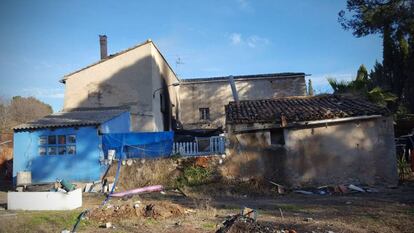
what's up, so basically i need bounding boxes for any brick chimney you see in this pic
[99,35,108,60]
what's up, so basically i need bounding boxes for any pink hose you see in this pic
[110,185,164,197]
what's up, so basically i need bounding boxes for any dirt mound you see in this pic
[88,201,185,222]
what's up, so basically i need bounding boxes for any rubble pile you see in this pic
[216,214,296,233]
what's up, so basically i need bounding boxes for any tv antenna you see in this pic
[175,56,184,77]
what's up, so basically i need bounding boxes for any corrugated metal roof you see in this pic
[13,108,128,131]
[225,95,389,125]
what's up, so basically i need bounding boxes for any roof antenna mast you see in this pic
[175,56,184,77]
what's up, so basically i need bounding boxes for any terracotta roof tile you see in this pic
[181,72,305,84]
[225,95,389,125]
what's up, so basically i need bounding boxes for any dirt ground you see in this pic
[0,181,413,233]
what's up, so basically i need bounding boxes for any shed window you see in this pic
[39,136,47,145]
[48,147,57,155]
[39,146,46,156]
[67,135,76,144]
[58,146,66,155]
[67,145,76,155]
[48,135,56,144]
[58,135,66,144]
[199,108,210,120]
[38,134,76,156]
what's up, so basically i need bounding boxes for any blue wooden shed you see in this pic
[12,107,130,184]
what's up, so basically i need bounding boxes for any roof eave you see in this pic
[13,122,100,132]
[228,115,384,133]
[181,73,309,85]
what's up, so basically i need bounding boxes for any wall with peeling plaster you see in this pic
[225,116,398,186]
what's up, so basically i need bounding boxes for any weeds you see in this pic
[175,165,213,187]
[202,222,216,230]
[0,211,93,233]
[397,157,411,182]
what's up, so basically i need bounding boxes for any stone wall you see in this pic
[179,76,306,130]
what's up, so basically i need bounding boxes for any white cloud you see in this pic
[230,33,242,45]
[21,88,64,99]
[229,33,270,48]
[246,35,270,48]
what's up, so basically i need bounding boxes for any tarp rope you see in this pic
[71,149,123,233]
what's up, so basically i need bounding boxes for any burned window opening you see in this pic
[271,128,285,146]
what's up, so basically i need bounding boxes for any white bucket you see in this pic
[16,171,32,186]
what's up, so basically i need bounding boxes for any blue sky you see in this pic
[0,0,382,112]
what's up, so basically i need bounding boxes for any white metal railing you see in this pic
[172,136,225,156]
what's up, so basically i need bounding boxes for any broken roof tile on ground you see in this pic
[225,94,389,125]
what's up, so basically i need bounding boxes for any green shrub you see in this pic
[175,165,212,187]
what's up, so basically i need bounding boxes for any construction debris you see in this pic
[294,190,313,195]
[241,207,257,220]
[216,212,294,233]
[268,181,286,194]
[293,184,371,195]
[90,182,103,193]
[304,217,313,222]
[337,184,348,194]
[348,184,366,193]
[59,179,76,192]
[84,183,93,192]
[104,222,113,228]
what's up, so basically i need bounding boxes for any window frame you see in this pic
[270,129,285,146]
[199,108,210,121]
[38,134,77,156]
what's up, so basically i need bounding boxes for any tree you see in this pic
[307,79,314,96]
[328,64,397,107]
[339,0,414,113]
[327,78,351,94]
[356,64,368,81]
[0,98,10,132]
[0,96,52,133]
[338,0,414,38]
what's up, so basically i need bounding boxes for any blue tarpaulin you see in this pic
[102,132,174,159]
